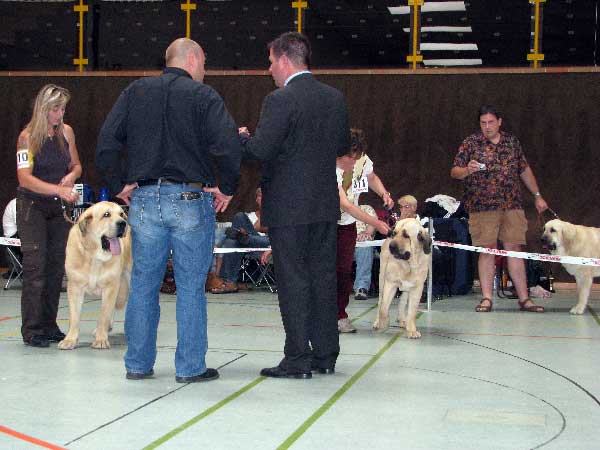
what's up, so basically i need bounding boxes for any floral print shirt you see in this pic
[453,131,528,213]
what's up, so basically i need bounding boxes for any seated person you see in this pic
[205,224,228,291]
[353,204,377,300]
[2,199,21,278]
[211,188,270,294]
[397,194,419,220]
[375,194,420,239]
[3,198,18,240]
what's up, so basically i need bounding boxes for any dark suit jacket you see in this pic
[241,73,350,228]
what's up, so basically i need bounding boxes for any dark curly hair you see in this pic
[345,128,367,158]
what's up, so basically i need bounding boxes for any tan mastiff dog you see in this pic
[373,218,432,338]
[58,201,132,349]
[542,219,600,314]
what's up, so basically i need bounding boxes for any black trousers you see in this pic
[268,221,339,372]
[16,193,70,341]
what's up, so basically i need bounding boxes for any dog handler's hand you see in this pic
[116,183,137,206]
[204,186,232,213]
[57,185,79,203]
[534,195,548,214]
[381,192,394,210]
[375,220,391,236]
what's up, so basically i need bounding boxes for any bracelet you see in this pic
[533,191,541,197]
[382,191,391,198]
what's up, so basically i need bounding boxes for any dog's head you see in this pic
[388,218,432,265]
[76,201,128,256]
[541,219,574,253]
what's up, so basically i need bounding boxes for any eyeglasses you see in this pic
[398,204,413,209]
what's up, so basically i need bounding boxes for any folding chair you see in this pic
[240,254,277,293]
[4,246,23,290]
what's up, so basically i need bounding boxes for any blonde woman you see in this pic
[16,84,82,348]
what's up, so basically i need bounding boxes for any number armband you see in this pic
[17,149,33,170]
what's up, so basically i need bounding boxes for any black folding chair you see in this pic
[240,254,276,293]
[4,246,23,290]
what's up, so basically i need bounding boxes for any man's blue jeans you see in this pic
[124,184,215,378]
[353,245,374,292]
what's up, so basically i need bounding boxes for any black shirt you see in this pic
[96,67,241,195]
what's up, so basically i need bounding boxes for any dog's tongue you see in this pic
[109,237,121,256]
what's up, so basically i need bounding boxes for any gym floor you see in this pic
[1,282,599,450]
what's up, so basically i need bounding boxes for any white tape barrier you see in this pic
[0,237,21,247]
[433,240,600,267]
[4,235,599,266]
[355,238,600,267]
[0,236,269,254]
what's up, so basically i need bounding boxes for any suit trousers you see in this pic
[268,221,339,372]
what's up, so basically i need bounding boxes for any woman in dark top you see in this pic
[16,84,82,347]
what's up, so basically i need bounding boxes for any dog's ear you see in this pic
[78,213,93,236]
[560,221,576,246]
[418,229,432,254]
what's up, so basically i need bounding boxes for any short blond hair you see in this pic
[398,195,417,207]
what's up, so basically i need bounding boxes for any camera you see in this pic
[477,163,486,170]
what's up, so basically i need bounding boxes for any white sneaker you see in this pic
[338,318,356,333]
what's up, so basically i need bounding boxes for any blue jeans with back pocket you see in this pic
[124,184,215,377]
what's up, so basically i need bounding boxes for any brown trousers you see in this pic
[17,192,70,341]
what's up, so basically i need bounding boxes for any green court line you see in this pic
[143,302,414,449]
[142,376,267,450]
[277,330,402,450]
[589,306,600,326]
[350,304,378,322]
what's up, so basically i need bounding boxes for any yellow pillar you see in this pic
[72,0,88,72]
[406,0,424,70]
[527,0,546,69]
[292,1,308,33]
[181,0,197,38]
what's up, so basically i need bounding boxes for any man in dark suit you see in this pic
[240,32,350,379]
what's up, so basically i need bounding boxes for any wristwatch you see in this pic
[533,192,541,197]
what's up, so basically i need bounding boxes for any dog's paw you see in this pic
[91,338,111,349]
[57,339,77,350]
[570,305,586,315]
[405,330,421,339]
[372,321,387,333]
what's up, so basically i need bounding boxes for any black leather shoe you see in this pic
[260,366,312,379]
[126,369,154,380]
[311,367,335,375]
[47,331,66,342]
[176,368,219,383]
[24,335,50,348]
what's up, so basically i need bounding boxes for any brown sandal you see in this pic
[475,298,493,312]
[518,298,545,313]
[210,281,239,294]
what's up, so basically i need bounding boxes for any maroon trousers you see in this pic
[337,223,357,320]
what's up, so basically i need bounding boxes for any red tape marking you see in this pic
[0,425,66,450]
